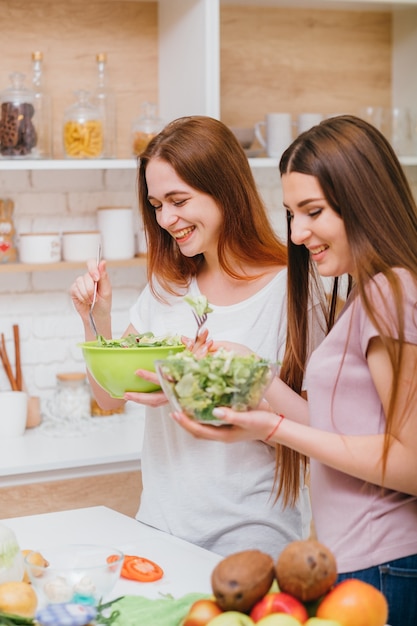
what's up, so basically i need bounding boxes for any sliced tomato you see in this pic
[107,553,164,582]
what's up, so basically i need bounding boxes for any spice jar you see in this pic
[63,90,103,158]
[50,372,92,420]
[0,72,37,157]
[131,102,164,156]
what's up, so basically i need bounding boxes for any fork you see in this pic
[89,243,102,337]
[192,310,208,342]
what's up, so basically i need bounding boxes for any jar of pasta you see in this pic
[63,90,103,158]
[131,102,164,156]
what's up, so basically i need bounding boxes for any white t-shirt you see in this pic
[129,270,312,557]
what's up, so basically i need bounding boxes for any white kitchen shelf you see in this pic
[0,158,139,171]
[0,255,147,274]
[0,155,414,172]
[0,157,282,170]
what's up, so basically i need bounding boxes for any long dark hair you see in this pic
[279,114,417,489]
[138,116,287,297]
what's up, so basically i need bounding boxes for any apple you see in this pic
[256,615,303,626]
[250,592,308,623]
[304,617,342,626]
[207,611,255,625]
[316,579,388,626]
[183,598,224,626]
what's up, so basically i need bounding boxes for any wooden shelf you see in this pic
[0,255,147,274]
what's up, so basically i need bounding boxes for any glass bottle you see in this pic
[31,51,52,158]
[63,90,103,159]
[93,52,116,158]
[131,102,164,156]
[0,72,37,158]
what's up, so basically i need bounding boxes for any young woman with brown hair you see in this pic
[70,116,324,557]
[174,115,417,625]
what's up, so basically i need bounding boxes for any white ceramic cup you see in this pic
[297,112,324,135]
[18,232,61,264]
[0,391,28,438]
[255,113,293,158]
[62,231,101,262]
[97,206,135,260]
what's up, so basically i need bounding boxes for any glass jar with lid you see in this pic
[49,372,92,421]
[63,90,103,158]
[131,102,164,156]
[0,72,37,157]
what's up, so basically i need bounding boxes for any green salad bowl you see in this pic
[80,338,185,398]
[155,348,277,425]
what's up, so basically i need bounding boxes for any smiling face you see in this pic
[282,171,354,277]
[145,157,223,262]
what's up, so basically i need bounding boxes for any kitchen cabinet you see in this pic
[0,0,415,170]
[158,0,416,127]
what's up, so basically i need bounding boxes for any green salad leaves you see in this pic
[96,333,183,348]
[183,295,213,317]
[158,348,276,423]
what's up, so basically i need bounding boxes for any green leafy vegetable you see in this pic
[96,333,183,348]
[158,348,276,423]
[183,295,213,317]
[0,612,35,625]
[0,524,24,585]
[103,593,210,626]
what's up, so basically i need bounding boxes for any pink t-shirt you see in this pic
[306,268,417,573]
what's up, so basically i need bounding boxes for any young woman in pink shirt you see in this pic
[174,115,417,626]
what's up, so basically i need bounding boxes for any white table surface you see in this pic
[0,404,145,486]
[3,506,222,601]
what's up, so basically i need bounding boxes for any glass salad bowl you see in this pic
[155,348,277,425]
[24,544,124,608]
[79,333,185,398]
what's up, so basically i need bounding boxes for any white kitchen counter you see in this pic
[0,403,145,487]
[4,506,222,602]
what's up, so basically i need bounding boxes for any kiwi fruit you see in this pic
[211,549,275,613]
[275,539,337,602]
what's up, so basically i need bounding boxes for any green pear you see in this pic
[304,617,342,626]
[208,611,255,625]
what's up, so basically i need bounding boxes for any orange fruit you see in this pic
[316,579,388,626]
[21,549,49,583]
[0,581,38,617]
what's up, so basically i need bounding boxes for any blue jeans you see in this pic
[337,554,417,626]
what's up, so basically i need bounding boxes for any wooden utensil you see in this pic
[0,332,18,390]
[13,324,22,391]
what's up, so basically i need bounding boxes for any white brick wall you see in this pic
[1,164,415,403]
[0,166,146,400]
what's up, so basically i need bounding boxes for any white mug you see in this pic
[97,206,135,260]
[255,113,293,159]
[297,113,324,135]
[0,391,28,438]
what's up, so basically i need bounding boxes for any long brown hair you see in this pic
[279,114,417,487]
[138,116,287,296]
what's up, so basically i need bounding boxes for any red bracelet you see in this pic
[265,414,285,442]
